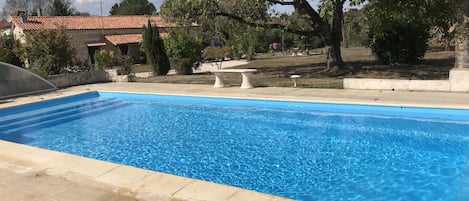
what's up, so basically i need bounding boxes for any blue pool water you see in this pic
[1,92,469,200]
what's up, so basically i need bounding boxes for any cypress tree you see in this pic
[142,20,170,75]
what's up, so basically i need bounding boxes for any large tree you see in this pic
[161,0,366,69]
[1,0,51,17]
[49,0,74,16]
[109,0,156,15]
[455,0,469,68]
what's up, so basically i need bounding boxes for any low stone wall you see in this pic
[343,79,451,91]
[47,70,110,88]
[449,68,469,92]
[344,69,469,92]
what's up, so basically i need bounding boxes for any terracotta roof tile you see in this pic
[0,20,11,28]
[105,34,142,45]
[12,15,176,31]
[105,32,169,46]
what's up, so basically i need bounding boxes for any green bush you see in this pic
[18,27,76,75]
[142,20,170,76]
[117,55,134,75]
[164,29,202,73]
[93,49,115,70]
[366,0,433,64]
[0,35,22,66]
[369,21,429,64]
[174,58,193,75]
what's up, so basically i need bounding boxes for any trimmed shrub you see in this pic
[142,20,170,76]
[174,58,193,75]
[117,55,134,75]
[369,21,429,64]
[93,49,115,70]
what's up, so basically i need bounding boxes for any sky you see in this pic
[0,0,361,17]
[73,0,298,16]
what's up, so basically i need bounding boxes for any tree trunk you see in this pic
[455,0,469,68]
[330,0,344,67]
[293,0,344,68]
[342,20,348,48]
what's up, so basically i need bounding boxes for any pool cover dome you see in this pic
[0,62,57,99]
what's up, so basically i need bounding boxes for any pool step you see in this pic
[0,99,124,131]
[0,99,112,125]
[0,100,130,135]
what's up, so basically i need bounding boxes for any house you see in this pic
[11,12,175,66]
[0,20,11,35]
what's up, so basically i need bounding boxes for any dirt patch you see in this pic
[138,47,455,88]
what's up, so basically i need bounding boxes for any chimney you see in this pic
[13,11,27,23]
[37,8,42,17]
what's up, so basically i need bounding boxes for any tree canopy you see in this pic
[1,0,51,17]
[49,0,74,16]
[161,0,366,69]
[17,27,76,75]
[1,0,83,18]
[109,0,157,15]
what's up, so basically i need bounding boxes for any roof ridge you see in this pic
[24,15,159,18]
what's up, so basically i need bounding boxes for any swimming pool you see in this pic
[1,91,469,200]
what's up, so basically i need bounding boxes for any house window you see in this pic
[87,46,100,64]
[118,44,128,55]
[86,41,106,65]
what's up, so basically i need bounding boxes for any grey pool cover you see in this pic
[0,62,57,99]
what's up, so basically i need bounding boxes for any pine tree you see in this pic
[50,0,74,16]
[142,20,170,76]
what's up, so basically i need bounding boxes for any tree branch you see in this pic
[216,11,320,36]
[267,0,295,5]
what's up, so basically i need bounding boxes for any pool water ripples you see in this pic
[1,92,469,200]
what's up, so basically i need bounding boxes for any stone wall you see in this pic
[344,69,469,92]
[47,70,110,88]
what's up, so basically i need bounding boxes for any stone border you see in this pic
[344,68,469,92]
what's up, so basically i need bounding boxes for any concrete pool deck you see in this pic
[1,82,469,201]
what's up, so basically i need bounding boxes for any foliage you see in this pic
[369,21,429,64]
[93,49,115,70]
[0,34,22,66]
[117,55,134,75]
[203,46,231,61]
[427,0,460,45]
[1,0,52,17]
[344,8,368,47]
[227,26,259,60]
[49,0,74,16]
[18,27,76,75]
[164,28,202,75]
[366,0,456,64]
[109,0,156,15]
[142,20,170,75]
[161,0,368,68]
[202,46,231,69]
[173,58,193,75]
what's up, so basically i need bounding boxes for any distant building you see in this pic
[11,12,176,66]
[0,20,11,35]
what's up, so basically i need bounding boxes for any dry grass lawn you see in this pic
[137,47,455,88]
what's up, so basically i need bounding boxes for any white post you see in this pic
[213,73,225,88]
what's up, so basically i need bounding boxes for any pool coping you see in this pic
[2,82,469,200]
